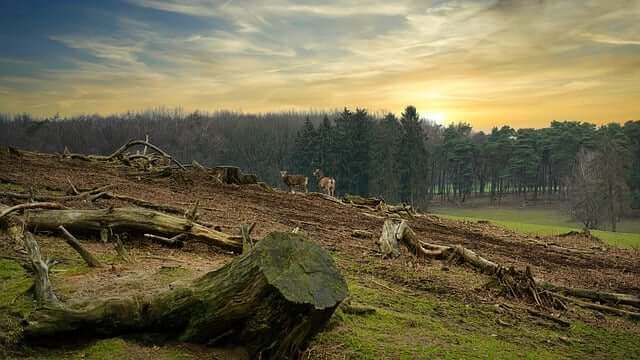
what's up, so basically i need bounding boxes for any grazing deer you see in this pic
[313,169,336,197]
[280,170,308,193]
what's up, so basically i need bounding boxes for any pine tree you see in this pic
[291,117,318,183]
[398,106,429,205]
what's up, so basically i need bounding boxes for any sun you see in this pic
[424,112,446,125]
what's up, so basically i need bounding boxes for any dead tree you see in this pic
[23,232,348,359]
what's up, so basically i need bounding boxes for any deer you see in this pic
[313,169,336,197]
[280,170,308,193]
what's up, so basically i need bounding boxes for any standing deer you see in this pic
[313,169,336,197]
[280,170,308,193]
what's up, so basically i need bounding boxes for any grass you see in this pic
[310,279,640,359]
[431,207,640,249]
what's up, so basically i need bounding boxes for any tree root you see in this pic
[378,218,639,319]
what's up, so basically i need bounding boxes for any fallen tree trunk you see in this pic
[24,232,349,359]
[24,207,242,253]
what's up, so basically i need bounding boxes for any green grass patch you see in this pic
[310,280,640,359]
[432,207,640,249]
[0,259,34,316]
[23,337,200,360]
[0,259,35,349]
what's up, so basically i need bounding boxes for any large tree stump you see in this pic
[24,232,349,359]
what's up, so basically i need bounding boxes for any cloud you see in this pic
[0,0,639,129]
[583,33,640,46]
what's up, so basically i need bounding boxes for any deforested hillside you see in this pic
[1,144,640,359]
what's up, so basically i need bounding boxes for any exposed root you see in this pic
[378,218,638,316]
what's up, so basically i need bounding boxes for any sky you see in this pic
[0,0,639,130]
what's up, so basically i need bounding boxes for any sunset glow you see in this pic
[1,0,639,129]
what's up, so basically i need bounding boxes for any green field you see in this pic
[431,206,640,249]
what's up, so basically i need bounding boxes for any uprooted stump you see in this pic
[24,232,349,359]
[377,218,561,309]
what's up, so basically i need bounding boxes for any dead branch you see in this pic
[539,282,640,310]
[143,233,186,248]
[240,223,256,253]
[0,185,114,203]
[550,292,640,320]
[24,231,59,305]
[0,202,66,219]
[58,226,102,268]
[526,308,571,327]
[113,234,130,262]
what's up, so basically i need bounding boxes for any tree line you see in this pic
[1,108,638,229]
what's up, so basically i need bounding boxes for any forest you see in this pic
[1,108,639,230]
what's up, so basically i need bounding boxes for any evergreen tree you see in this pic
[398,106,429,205]
[291,117,318,183]
[369,113,402,202]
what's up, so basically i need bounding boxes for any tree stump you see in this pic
[24,232,349,359]
[212,166,242,184]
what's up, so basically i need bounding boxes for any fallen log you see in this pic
[540,283,640,310]
[58,226,102,268]
[24,207,242,253]
[24,232,349,359]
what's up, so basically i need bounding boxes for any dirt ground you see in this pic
[2,148,640,358]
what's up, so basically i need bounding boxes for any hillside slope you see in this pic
[1,148,640,359]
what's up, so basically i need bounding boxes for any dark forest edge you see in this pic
[1,107,639,231]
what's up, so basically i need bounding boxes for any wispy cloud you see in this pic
[0,0,639,128]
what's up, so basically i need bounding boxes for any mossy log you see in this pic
[24,207,242,252]
[24,232,349,359]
